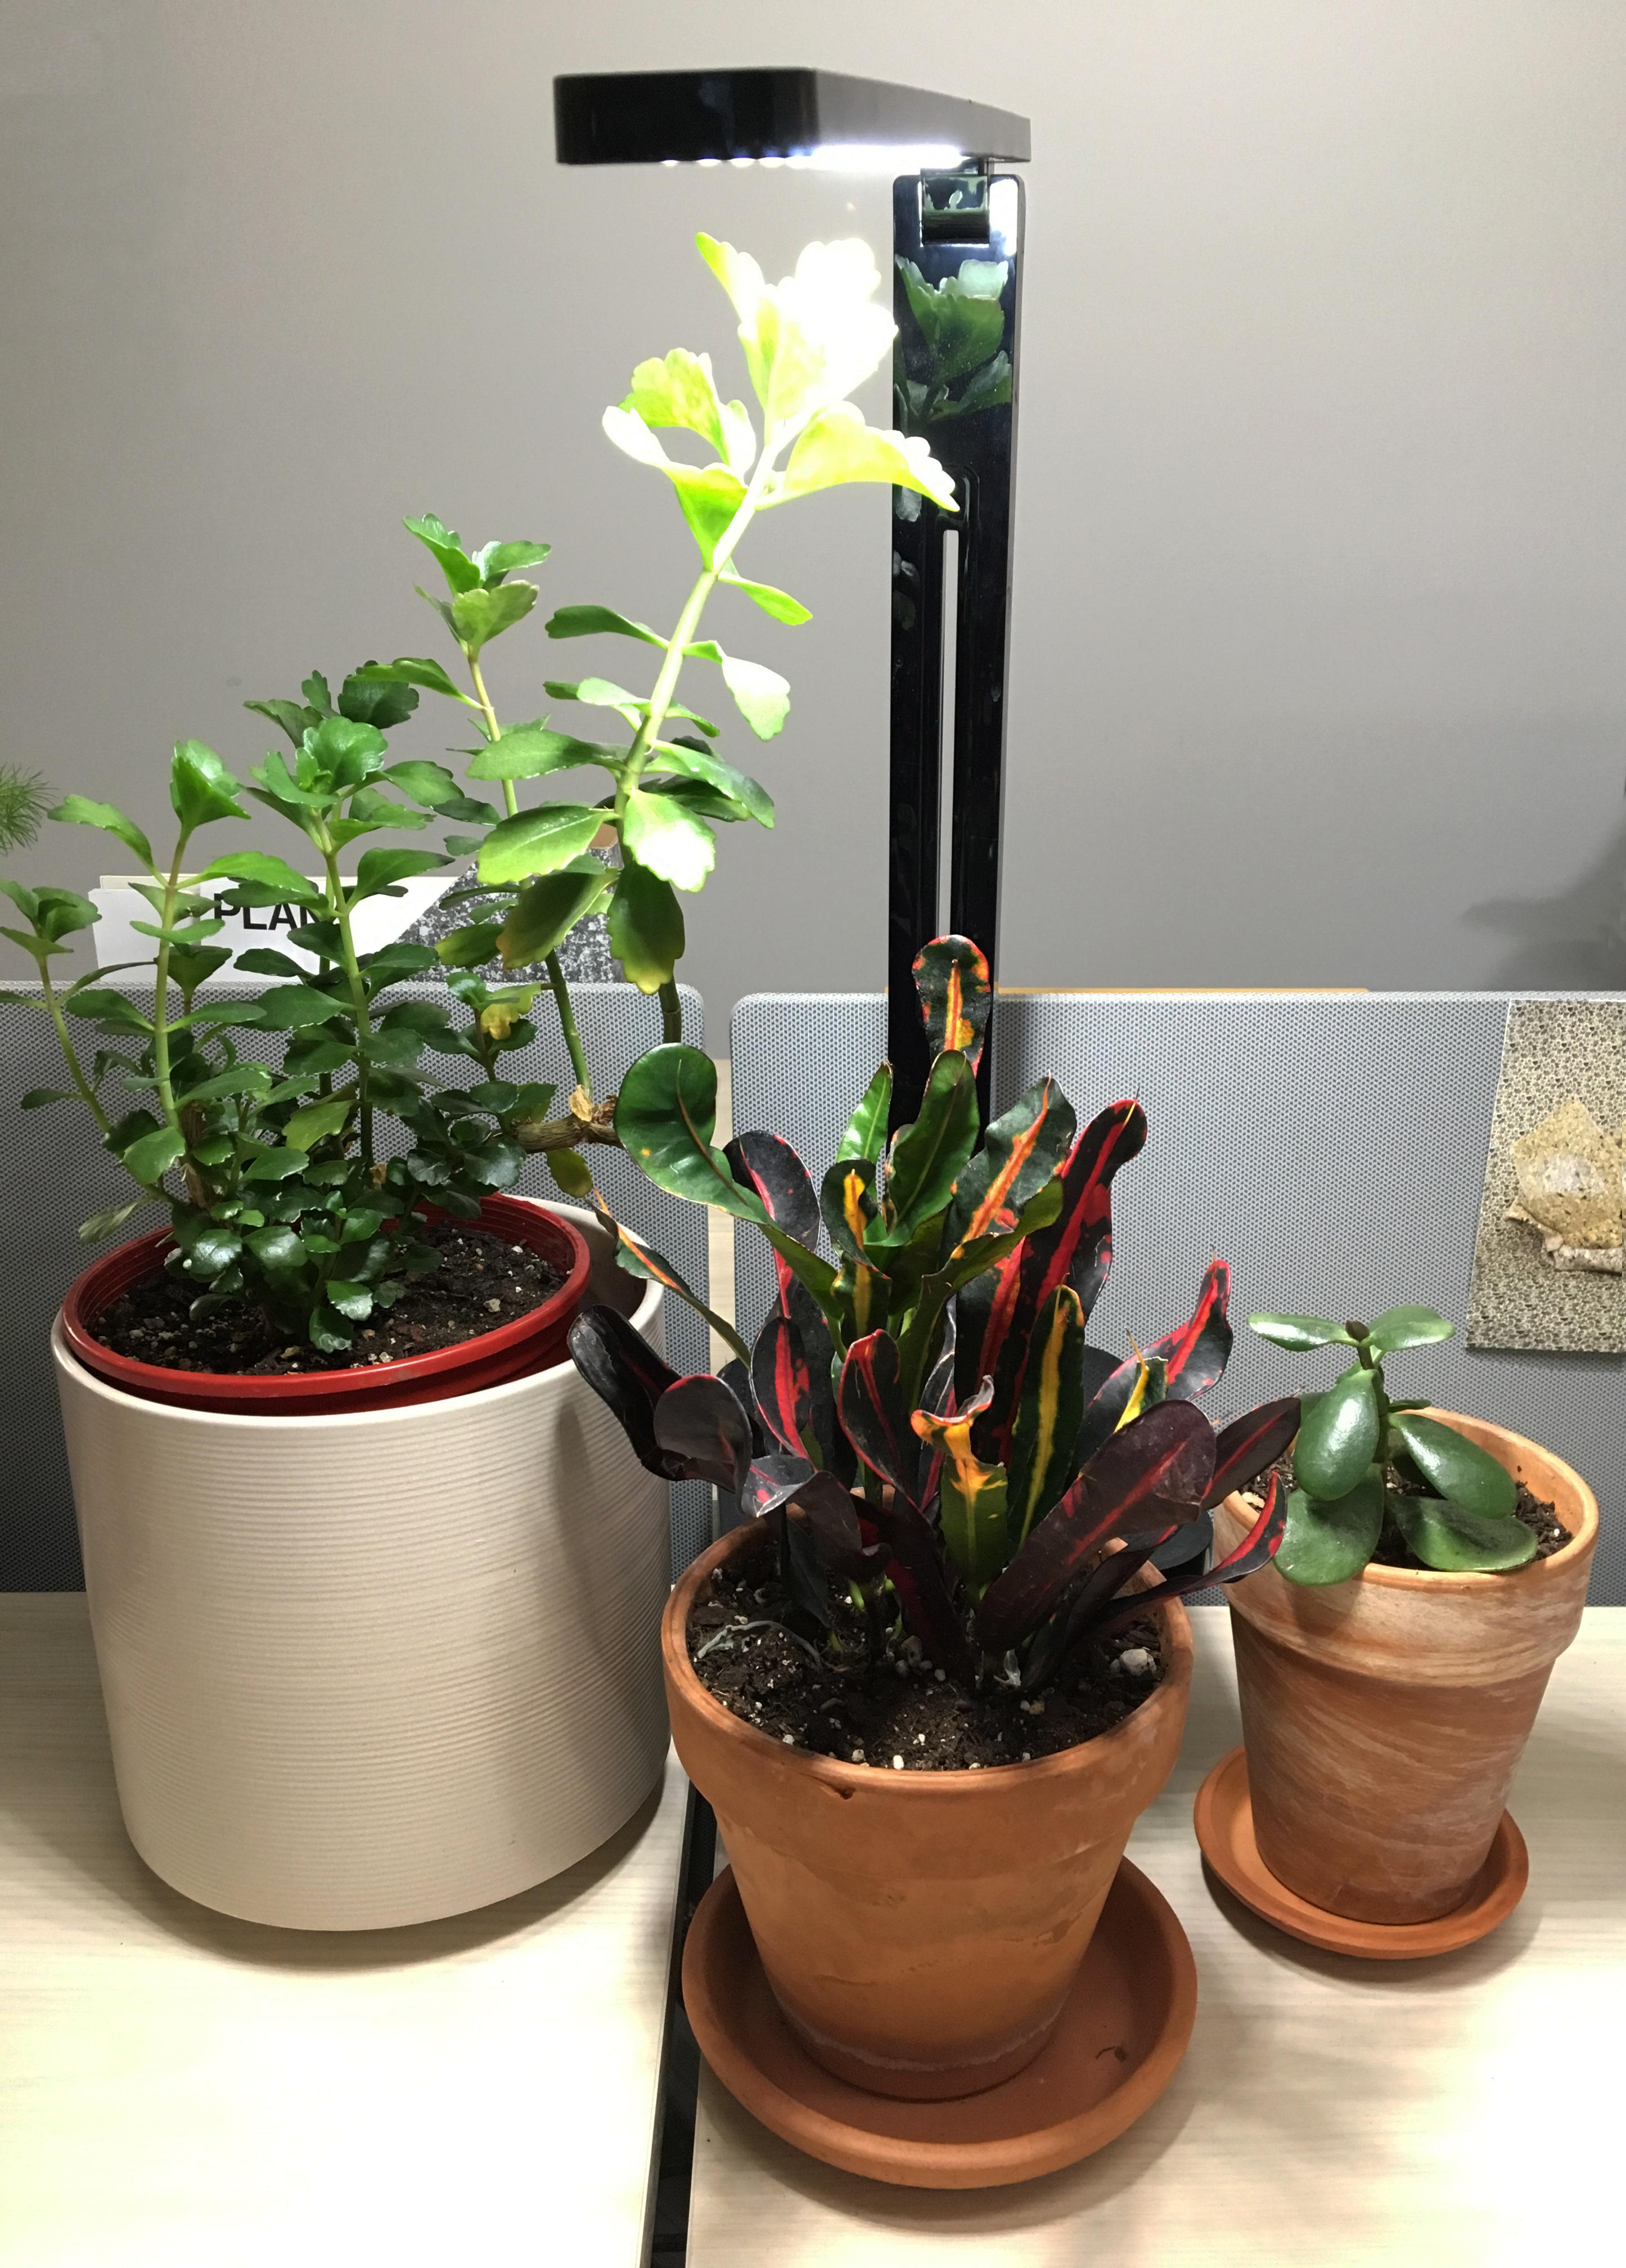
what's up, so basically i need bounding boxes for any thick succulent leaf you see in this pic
[1203,1397,1302,1509]
[648,739,774,825]
[836,1064,893,1163]
[1390,1494,1536,1573]
[719,654,790,741]
[836,1331,920,1503]
[911,935,990,1071]
[478,802,603,886]
[1366,1306,1454,1356]
[881,1050,978,1237]
[1293,1366,1381,1500]
[622,785,716,891]
[1083,1473,1289,1649]
[719,566,810,625]
[49,794,155,870]
[448,582,538,658]
[567,1302,685,1479]
[497,858,610,969]
[1006,1287,1088,1550]
[607,856,686,994]
[1276,1474,1384,1586]
[652,1374,753,1494]
[467,724,624,781]
[1389,1413,1516,1520]
[975,1401,1215,1653]
[351,655,475,705]
[1249,1313,1355,1352]
[616,1046,761,1222]
[946,1076,1074,1247]
[1150,1259,1233,1401]
[751,1312,817,1458]
[170,740,247,830]
[775,403,957,510]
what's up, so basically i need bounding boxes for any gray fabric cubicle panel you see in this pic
[0,981,710,1588]
[730,991,1624,1605]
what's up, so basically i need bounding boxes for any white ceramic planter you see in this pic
[52,1202,672,1930]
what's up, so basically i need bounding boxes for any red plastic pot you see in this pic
[60,1192,592,1416]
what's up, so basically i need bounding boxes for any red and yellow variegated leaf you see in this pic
[836,1330,919,1502]
[947,1076,1074,1248]
[820,1154,877,1262]
[1148,1258,1233,1401]
[912,934,991,1070]
[1006,1285,1089,1549]
[912,1378,1007,1588]
[1083,1472,1287,1648]
[750,1312,815,1457]
[1203,1397,1300,1509]
[975,1399,1215,1652]
[833,1254,886,1344]
[567,1303,686,1479]
[651,1374,754,1495]
[726,1128,819,1317]
[864,1492,974,1677]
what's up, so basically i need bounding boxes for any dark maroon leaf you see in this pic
[750,1312,814,1456]
[652,1374,753,1494]
[718,1357,769,1457]
[974,1400,1215,1653]
[1085,1472,1287,1648]
[1073,1347,1152,1466]
[1020,1532,1173,1691]
[741,1452,817,1520]
[726,1130,819,1317]
[866,1493,974,1678]
[1150,1258,1233,1401]
[1204,1397,1301,1509]
[912,934,991,1072]
[836,1330,920,1503]
[784,1469,876,1580]
[569,1303,686,1480]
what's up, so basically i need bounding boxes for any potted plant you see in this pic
[0,229,949,1929]
[1210,1303,1600,1927]
[569,937,1299,2112]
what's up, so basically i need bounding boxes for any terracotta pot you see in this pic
[1214,1411,1598,1925]
[53,1202,669,1929]
[59,1191,591,1415]
[665,1527,1193,2102]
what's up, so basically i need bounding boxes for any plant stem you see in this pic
[658,978,682,1044]
[323,849,375,1167]
[148,836,191,1134]
[38,968,113,1138]
[546,951,591,1095]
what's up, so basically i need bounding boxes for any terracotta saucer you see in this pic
[1193,1745,1529,1959]
[683,1859,1196,2190]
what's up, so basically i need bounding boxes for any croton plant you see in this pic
[571,938,1300,1690]
[0,231,951,1353]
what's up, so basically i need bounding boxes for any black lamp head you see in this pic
[553,67,1029,171]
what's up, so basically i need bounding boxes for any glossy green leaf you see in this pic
[545,605,664,647]
[719,654,790,741]
[79,1196,149,1243]
[882,1050,979,1235]
[548,1146,595,1198]
[337,673,419,731]
[382,760,461,807]
[620,346,753,471]
[1249,1313,1356,1352]
[435,922,502,969]
[1293,1365,1380,1498]
[122,1124,186,1182]
[614,1044,763,1223]
[498,859,610,968]
[718,566,811,625]
[405,512,480,593]
[169,741,246,831]
[648,740,773,825]
[350,656,476,705]
[352,847,446,904]
[234,947,312,979]
[196,850,323,906]
[325,1279,374,1322]
[48,795,155,870]
[1366,1306,1455,1356]
[836,1065,893,1163]
[774,403,957,510]
[621,787,715,892]
[448,582,537,658]
[1390,1495,1536,1573]
[607,855,685,993]
[283,1095,352,1150]
[474,539,551,584]
[1276,1473,1384,1585]
[1390,1413,1517,1520]
[308,1304,353,1353]
[477,803,602,886]
[253,985,346,1031]
[466,724,624,782]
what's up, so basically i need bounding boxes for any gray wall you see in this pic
[3,2,1624,1019]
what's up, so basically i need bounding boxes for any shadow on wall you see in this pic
[1467,811,1626,991]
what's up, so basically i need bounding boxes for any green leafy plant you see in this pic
[570,937,1298,1693]
[0,765,50,853]
[1248,1306,1535,1580]
[351,233,956,1184]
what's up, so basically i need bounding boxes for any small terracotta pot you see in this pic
[60,1191,591,1415]
[665,1527,1192,2102]
[1214,1411,1598,1925]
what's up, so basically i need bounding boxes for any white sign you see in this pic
[91,875,457,978]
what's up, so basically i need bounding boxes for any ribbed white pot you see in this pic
[52,1202,672,1930]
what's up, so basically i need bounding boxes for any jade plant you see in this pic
[1248,1306,1535,1578]
[0,229,953,1353]
[570,937,1299,1690]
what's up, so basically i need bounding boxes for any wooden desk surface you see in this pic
[0,1594,685,2268]
[689,1605,1626,2266]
